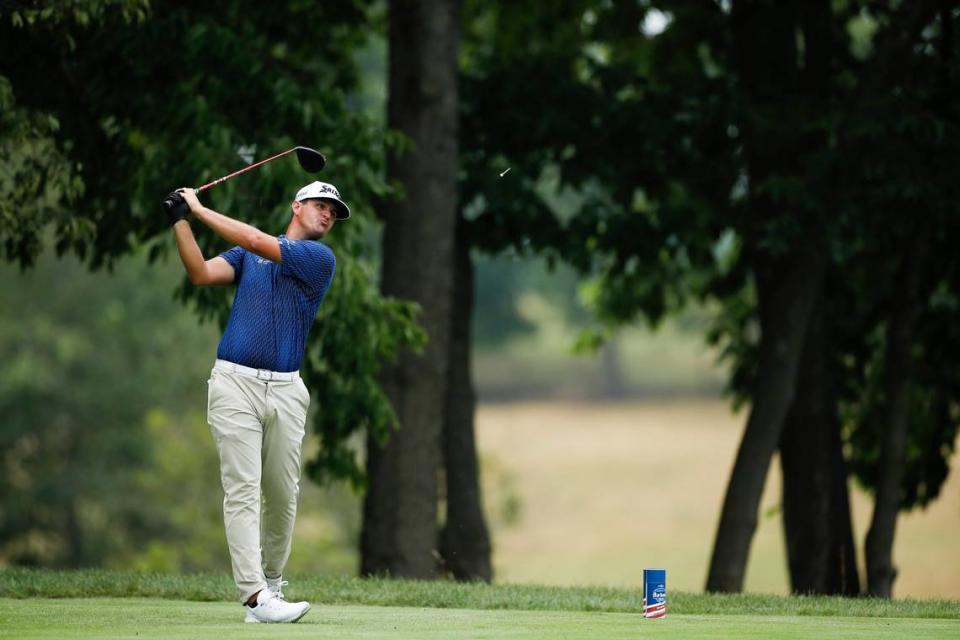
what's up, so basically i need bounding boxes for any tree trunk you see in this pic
[361,0,461,579]
[706,0,830,594]
[439,215,493,582]
[705,248,826,592]
[865,232,927,597]
[780,293,860,595]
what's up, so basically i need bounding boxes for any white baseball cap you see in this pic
[295,181,351,220]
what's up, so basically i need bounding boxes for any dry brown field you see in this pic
[476,400,960,599]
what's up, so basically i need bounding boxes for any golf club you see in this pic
[163,146,325,217]
[196,146,326,193]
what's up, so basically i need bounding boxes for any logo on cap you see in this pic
[297,182,341,201]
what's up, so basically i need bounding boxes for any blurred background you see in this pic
[1,1,958,600]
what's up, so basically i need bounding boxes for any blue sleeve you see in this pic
[219,246,246,280]
[279,237,336,297]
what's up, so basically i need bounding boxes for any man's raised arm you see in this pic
[164,189,235,286]
[180,188,282,263]
[172,219,236,286]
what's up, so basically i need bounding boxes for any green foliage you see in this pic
[121,407,227,573]
[0,0,148,265]
[0,248,219,567]
[0,78,87,266]
[4,0,149,29]
[460,1,960,511]
[472,252,593,348]
[461,0,737,317]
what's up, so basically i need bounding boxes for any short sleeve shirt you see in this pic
[215,235,335,372]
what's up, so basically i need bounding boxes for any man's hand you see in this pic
[162,190,191,226]
[179,187,203,214]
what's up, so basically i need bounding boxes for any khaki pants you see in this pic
[206,362,310,602]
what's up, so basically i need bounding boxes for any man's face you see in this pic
[294,198,337,238]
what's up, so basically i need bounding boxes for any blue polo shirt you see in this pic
[216,235,335,372]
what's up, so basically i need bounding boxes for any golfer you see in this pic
[166,181,349,623]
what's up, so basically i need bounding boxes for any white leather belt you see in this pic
[214,359,299,381]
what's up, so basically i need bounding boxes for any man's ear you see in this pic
[291,200,301,217]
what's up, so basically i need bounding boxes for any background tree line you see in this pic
[456,0,960,597]
[2,0,958,599]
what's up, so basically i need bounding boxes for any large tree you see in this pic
[458,0,960,596]
[361,0,462,578]
[704,0,959,595]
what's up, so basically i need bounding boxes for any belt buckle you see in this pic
[257,369,272,381]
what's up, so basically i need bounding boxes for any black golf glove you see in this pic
[162,190,190,226]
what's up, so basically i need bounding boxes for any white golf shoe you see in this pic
[244,588,310,624]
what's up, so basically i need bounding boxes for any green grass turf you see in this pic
[2,569,958,619]
[1,569,958,639]
[1,598,959,640]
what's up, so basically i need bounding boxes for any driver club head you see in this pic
[295,146,327,173]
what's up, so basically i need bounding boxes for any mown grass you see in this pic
[2,568,958,619]
[4,598,960,640]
